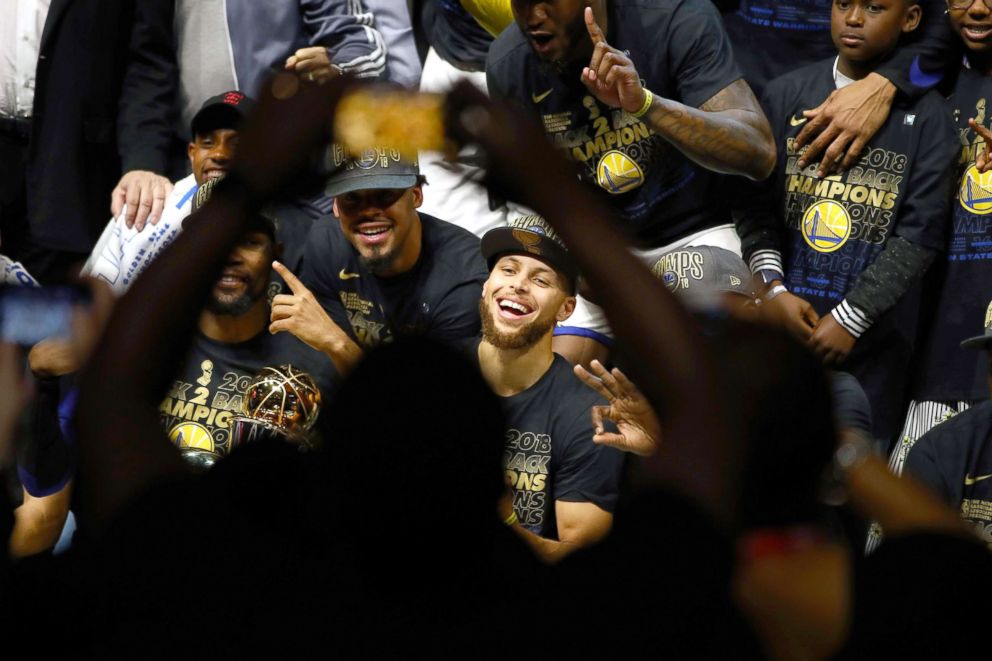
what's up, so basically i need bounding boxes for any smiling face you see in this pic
[480,254,576,351]
[831,0,921,73]
[207,230,273,316]
[188,128,239,186]
[512,0,595,67]
[333,185,423,277]
[949,0,992,52]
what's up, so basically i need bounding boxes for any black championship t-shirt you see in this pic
[486,0,742,248]
[302,213,488,350]
[762,60,954,316]
[159,331,337,456]
[905,400,992,548]
[913,66,992,402]
[721,0,834,97]
[757,59,955,439]
[498,351,624,539]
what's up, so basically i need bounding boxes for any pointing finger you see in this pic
[584,6,607,46]
[272,260,308,295]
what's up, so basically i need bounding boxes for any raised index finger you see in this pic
[272,260,308,295]
[585,6,607,46]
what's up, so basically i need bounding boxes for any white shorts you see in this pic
[554,223,742,345]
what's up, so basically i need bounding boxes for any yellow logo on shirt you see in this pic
[596,150,644,195]
[169,421,215,452]
[959,164,992,215]
[802,200,851,253]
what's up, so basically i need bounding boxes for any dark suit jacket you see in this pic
[27,0,176,253]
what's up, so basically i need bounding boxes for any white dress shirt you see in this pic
[0,0,50,118]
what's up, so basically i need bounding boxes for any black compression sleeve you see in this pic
[844,236,936,321]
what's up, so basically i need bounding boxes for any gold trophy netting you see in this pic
[240,364,321,439]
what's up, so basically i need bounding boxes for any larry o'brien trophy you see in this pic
[229,364,323,450]
[177,365,322,470]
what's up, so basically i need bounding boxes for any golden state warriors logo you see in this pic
[802,200,851,253]
[959,164,992,215]
[169,421,215,452]
[596,150,644,195]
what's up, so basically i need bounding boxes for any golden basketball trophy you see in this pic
[229,364,323,451]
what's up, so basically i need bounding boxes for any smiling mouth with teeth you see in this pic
[498,298,533,316]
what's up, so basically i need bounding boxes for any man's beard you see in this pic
[479,298,555,351]
[207,290,257,316]
[360,246,399,276]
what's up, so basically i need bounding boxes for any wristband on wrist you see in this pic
[763,284,788,301]
[503,511,519,526]
[632,89,654,118]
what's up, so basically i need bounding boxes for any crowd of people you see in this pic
[3,0,992,656]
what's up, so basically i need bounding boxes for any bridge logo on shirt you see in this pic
[169,421,215,452]
[959,164,992,215]
[801,200,851,253]
[596,150,644,195]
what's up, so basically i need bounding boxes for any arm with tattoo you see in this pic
[580,8,775,181]
[641,80,776,181]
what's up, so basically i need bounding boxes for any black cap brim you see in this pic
[324,173,419,198]
[481,227,578,293]
[961,334,992,350]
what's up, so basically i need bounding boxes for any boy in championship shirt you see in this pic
[737,0,957,443]
[890,0,992,472]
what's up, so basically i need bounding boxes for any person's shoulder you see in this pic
[899,88,957,136]
[766,59,833,99]
[545,354,605,410]
[487,23,530,72]
[421,213,487,280]
[916,402,992,456]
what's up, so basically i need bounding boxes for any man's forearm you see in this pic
[644,92,776,181]
[510,524,577,564]
[319,331,364,376]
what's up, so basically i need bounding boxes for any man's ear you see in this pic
[187,142,196,166]
[557,296,577,322]
[902,4,922,32]
[411,185,424,209]
[332,197,340,218]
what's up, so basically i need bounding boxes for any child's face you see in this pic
[947,0,992,53]
[831,0,921,68]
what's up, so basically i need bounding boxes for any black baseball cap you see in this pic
[481,215,578,293]
[190,90,254,137]
[324,146,422,197]
[652,246,756,301]
[961,301,992,350]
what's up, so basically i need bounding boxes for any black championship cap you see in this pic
[481,215,578,293]
[324,145,421,197]
[190,90,254,137]
[652,246,756,300]
[961,301,992,350]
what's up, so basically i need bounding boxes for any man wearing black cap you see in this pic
[82,91,254,294]
[904,302,992,547]
[269,147,488,375]
[475,215,623,564]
